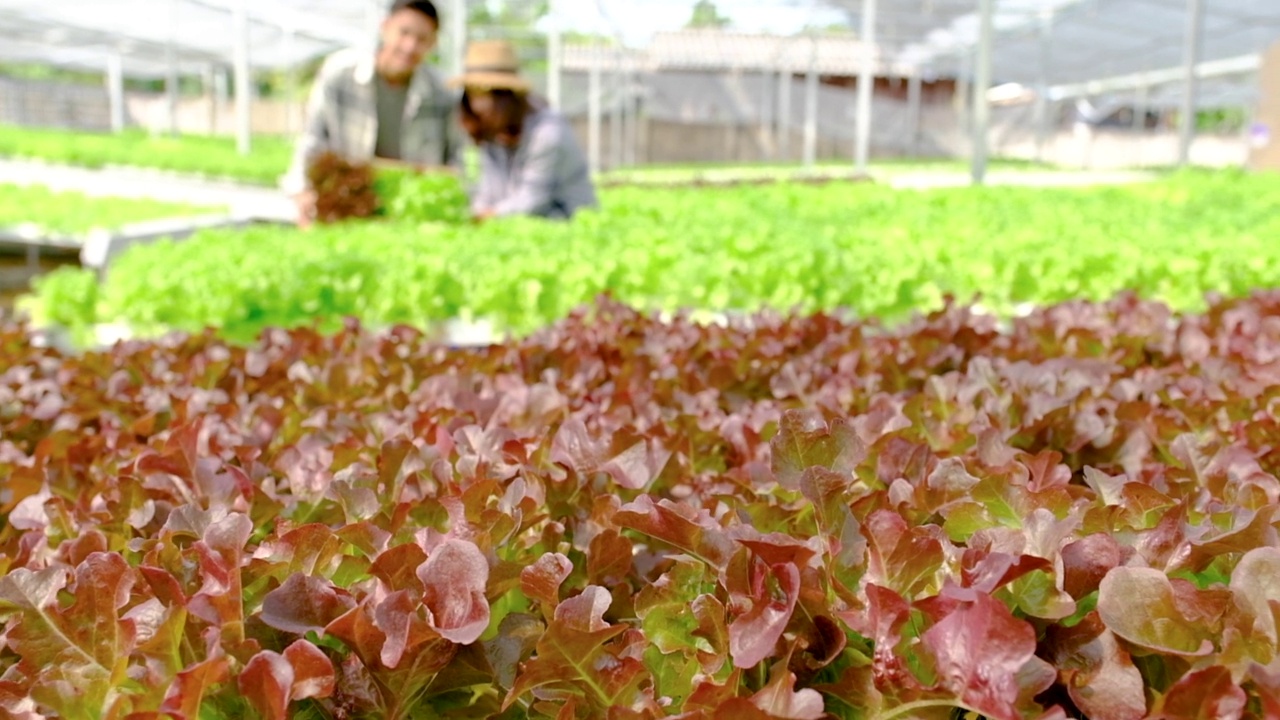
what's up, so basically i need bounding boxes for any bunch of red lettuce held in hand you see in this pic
[1,292,1279,719]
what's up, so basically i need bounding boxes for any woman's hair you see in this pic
[461,89,531,143]
[460,90,479,122]
[458,91,484,142]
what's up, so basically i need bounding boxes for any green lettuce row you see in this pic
[0,182,220,236]
[28,169,1280,344]
[0,125,295,186]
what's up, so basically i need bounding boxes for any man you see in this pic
[451,40,597,221]
[282,0,462,227]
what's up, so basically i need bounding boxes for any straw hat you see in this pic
[448,39,530,93]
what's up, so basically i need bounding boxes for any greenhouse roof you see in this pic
[0,0,1275,109]
[0,0,376,78]
[826,0,1278,97]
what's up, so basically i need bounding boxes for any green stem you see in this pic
[875,698,978,720]
[752,661,768,692]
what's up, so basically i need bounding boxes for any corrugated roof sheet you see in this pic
[563,30,900,76]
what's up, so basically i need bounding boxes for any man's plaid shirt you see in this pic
[282,48,463,194]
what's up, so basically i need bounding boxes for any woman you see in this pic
[451,40,598,221]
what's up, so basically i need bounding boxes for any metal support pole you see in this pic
[1032,93,1048,162]
[906,72,922,157]
[759,70,772,159]
[450,0,466,80]
[588,43,602,175]
[1132,79,1149,166]
[803,36,818,168]
[213,65,229,135]
[610,47,623,170]
[622,66,637,166]
[364,0,381,56]
[233,0,252,155]
[1033,12,1053,163]
[854,0,877,171]
[637,85,649,164]
[1178,0,1205,166]
[283,25,299,134]
[547,0,562,110]
[106,53,125,133]
[971,0,995,185]
[202,64,216,134]
[778,67,792,160]
[1133,79,1149,132]
[166,0,179,136]
[955,76,969,131]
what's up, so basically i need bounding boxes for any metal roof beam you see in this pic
[1048,52,1261,99]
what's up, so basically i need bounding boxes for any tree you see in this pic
[686,0,730,29]
[800,22,855,36]
[467,0,552,75]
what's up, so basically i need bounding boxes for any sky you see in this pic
[544,0,851,47]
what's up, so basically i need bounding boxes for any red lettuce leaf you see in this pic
[417,538,491,645]
[260,572,355,636]
[1097,567,1217,657]
[921,593,1056,720]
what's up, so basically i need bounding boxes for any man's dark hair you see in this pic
[389,0,439,27]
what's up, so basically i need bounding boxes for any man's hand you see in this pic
[293,191,318,229]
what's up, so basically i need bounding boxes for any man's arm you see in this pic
[280,62,338,198]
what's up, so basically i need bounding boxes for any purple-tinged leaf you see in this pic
[862,509,945,598]
[1097,567,1217,657]
[276,435,334,502]
[770,410,864,490]
[726,552,800,670]
[521,552,573,608]
[283,639,336,700]
[1045,613,1146,720]
[750,661,825,719]
[960,550,1052,595]
[201,510,254,556]
[587,529,634,586]
[691,594,730,675]
[251,523,343,577]
[505,585,642,713]
[418,538,490,644]
[239,651,293,720]
[159,656,231,720]
[370,543,428,594]
[1228,547,1280,645]
[921,593,1055,720]
[1248,662,1280,718]
[139,566,187,608]
[1180,505,1280,574]
[483,612,543,689]
[325,604,388,668]
[260,573,355,636]
[1083,466,1127,507]
[1156,666,1247,720]
[62,552,135,668]
[836,584,915,691]
[556,585,612,633]
[0,567,67,615]
[551,418,669,490]
[615,495,735,569]
[373,589,433,669]
[1061,534,1123,599]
